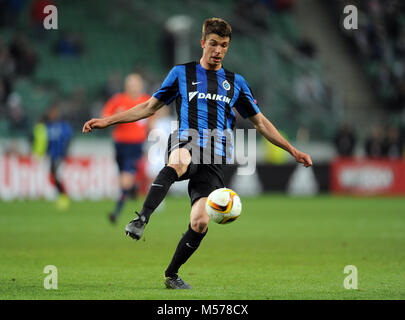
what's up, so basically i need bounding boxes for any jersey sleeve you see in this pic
[152,66,180,105]
[233,75,261,118]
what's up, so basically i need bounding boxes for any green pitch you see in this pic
[0,195,404,300]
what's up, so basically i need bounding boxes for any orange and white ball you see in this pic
[206,188,242,224]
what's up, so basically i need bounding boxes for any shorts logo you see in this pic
[222,80,231,91]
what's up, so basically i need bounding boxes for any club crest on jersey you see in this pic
[188,91,231,104]
[222,80,231,91]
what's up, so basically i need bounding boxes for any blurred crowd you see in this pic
[0,0,87,136]
[233,0,295,32]
[1,0,405,162]
[0,32,37,132]
[334,123,405,159]
[0,30,85,134]
[344,0,405,111]
[327,0,405,159]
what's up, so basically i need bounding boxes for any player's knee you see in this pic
[119,172,134,189]
[190,218,209,233]
[168,148,191,177]
[167,163,188,177]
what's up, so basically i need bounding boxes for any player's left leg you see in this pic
[164,197,209,289]
[125,147,191,240]
[164,163,225,289]
[109,171,135,223]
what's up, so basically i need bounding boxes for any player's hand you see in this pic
[82,118,109,133]
[292,149,313,168]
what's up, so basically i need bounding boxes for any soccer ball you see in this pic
[206,188,242,224]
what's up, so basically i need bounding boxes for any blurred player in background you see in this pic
[31,115,48,158]
[102,73,150,223]
[45,104,72,210]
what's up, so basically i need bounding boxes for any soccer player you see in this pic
[82,18,312,289]
[45,104,72,210]
[101,73,150,223]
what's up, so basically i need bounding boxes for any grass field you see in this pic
[0,195,404,300]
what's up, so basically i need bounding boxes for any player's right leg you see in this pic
[125,147,191,241]
[164,163,225,289]
[164,197,209,289]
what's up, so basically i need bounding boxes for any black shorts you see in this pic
[114,142,143,173]
[166,136,226,206]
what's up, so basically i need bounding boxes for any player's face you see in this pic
[201,33,230,70]
[125,74,144,97]
[48,107,60,121]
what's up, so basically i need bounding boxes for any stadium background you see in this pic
[1,0,405,300]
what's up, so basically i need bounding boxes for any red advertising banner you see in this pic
[0,155,119,200]
[330,158,405,195]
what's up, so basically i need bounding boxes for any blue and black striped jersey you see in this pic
[153,61,260,163]
[46,120,72,160]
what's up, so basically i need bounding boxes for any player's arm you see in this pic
[249,112,313,167]
[82,97,164,133]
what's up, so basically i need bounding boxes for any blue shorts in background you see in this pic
[114,143,143,173]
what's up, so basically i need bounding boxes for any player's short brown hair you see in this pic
[202,17,232,41]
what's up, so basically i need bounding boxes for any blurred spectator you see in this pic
[334,123,356,157]
[0,0,25,27]
[365,125,384,158]
[293,39,334,112]
[296,38,317,59]
[234,1,270,31]
[53,32,84,58]
[382,125,403,159]
[294,70,328,106]
[340,0,405,111]
[9,33,38,77]
[0,76,12,111]
[0,37,16,77]
[6,92,28,132]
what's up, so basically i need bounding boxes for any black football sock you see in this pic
[55,179,65,194]
[140,166,178,223]
[129,184,138,198]
[112,188,130,218]
[165,224,207,278]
